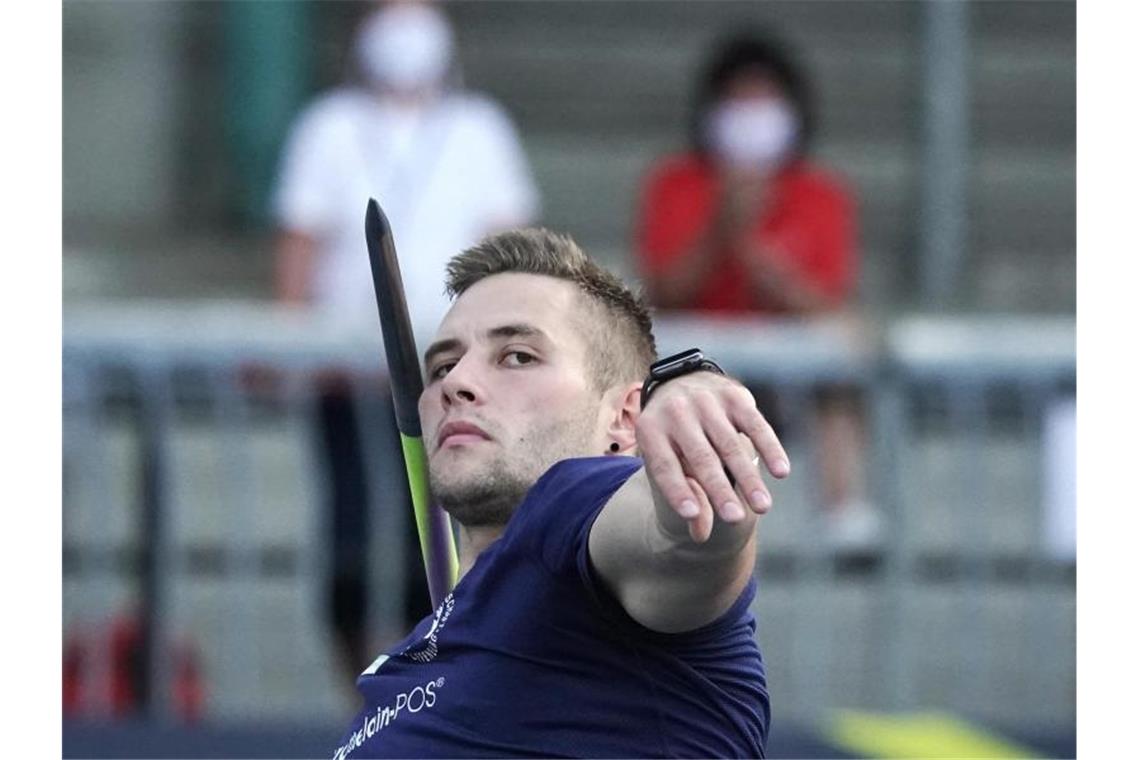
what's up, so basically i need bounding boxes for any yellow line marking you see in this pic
[828,710,1037,759]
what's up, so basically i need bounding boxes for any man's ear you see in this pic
[605,381,643,454]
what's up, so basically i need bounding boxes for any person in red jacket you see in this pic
[635,30,881,551]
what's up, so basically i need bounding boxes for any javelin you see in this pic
[364,198,459,608]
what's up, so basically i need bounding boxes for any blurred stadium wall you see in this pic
[63,0,1074,313]
[63,2,1075,758]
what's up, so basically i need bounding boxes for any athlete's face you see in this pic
[418,273,614,527]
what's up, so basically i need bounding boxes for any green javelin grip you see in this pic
[364,199,459,607]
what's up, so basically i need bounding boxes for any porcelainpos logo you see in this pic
[331,676,447,760]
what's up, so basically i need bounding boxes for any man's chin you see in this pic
[430,467,531,529]
[429,448,489,484]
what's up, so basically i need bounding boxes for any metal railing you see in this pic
[62,302,1075,728]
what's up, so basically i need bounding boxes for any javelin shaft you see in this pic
[364,199,458,607]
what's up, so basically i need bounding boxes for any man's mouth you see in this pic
[436,420,492,450]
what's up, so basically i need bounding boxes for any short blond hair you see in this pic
[445,228,657,390]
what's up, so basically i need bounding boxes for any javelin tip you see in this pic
[366,197,390,238]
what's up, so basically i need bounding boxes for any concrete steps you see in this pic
[448,0,1074,313]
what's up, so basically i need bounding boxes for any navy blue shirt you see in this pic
[333,456,770,759]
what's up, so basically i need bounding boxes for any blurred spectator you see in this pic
[634,30,881,552]
[272,0,539,688]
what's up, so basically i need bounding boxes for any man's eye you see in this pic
[502,351,535,367]
[429,362,455,380]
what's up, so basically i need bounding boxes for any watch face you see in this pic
[653,348,704,377]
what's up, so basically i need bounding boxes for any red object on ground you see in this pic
[172,640,205,722]
[63,615,205,722]
[62,634,85,715]
[109,614,140,716]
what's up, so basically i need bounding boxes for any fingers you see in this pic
[694,394,773,515]
[638,408,735,540]
[684,476,715,544]
[641,395,751,526]
[724,386,790,480]
[665,400,747,524]
[636,424,698,518]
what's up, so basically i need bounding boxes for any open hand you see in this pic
[635,371,790,543]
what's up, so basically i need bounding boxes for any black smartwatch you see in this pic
[640,348,725,409]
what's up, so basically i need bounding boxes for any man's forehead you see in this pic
[437,273,582,335]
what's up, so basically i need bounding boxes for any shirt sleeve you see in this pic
[509,456,759,641]
[507,457,640,575]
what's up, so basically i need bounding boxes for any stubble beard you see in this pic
[431,458,531,528]
[429,402,600,528]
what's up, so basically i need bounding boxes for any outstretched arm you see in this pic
[588,371,789,633]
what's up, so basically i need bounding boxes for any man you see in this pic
[334,229,789,758]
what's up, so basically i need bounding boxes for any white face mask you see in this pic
[705,99,798,170]
[356,4,454,92]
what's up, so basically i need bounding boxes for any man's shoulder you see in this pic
[532,456,643,498]
[506,457,643,564]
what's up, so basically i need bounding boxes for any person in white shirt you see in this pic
[275,0,539,330]
[271,0,540,690]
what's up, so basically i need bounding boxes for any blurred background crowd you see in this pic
[62,1,1075,757]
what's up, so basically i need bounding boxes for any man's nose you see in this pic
[440,357,480,406]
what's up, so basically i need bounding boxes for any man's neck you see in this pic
[456,523,508,579]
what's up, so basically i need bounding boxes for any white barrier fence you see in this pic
[62,302,1075,727]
